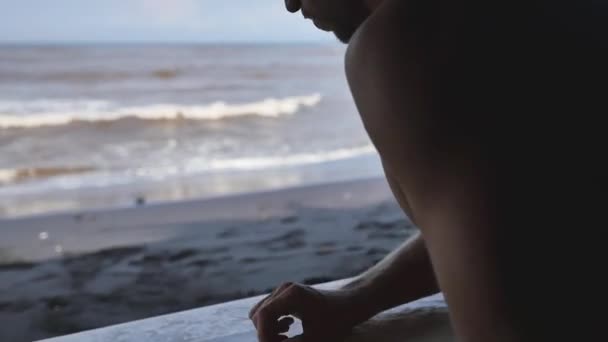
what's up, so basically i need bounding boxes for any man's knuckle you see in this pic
[291,283,306,294]
[284,285,305,300]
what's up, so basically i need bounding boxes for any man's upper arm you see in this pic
[346,0,464,213]
[346,2,512,339]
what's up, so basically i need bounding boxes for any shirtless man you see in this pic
[249,1,607,341]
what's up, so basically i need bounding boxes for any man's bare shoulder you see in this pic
[345,0,453,166]
[344,0,489,206]
[345,0,429,151]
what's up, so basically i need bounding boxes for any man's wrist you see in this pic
[338,280,384,325]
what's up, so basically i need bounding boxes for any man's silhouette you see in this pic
[249,1,607,341]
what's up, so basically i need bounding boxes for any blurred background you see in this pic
[0,2,413,342]
[0,0,382,218]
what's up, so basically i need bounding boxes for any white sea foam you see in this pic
[0,145,377,194]
[0,94,322,128]
[183,145,377,173]
[131,145,377,178]
[0,169,18,185]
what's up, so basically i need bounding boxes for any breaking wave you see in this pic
[0,94,322,129]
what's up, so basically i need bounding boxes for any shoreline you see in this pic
[1,174,385,226]
[0,177,416,341]
[0,153,384,219]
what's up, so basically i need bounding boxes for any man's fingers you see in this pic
[250,294,275,322]
[277,316,295,333]
[249,282,293,320]
[250,295,271,321]
[258,315,294,335]
[255,284,305,342]
[285,0,302,13]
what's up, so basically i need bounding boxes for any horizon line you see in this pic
[0,40,339,46]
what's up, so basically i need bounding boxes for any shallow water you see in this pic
[0,44,380,217]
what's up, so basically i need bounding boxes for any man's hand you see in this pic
[249,282,367,342]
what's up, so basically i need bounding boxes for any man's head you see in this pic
[285,0,381,43]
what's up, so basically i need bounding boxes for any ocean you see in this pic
[0,44,382,218]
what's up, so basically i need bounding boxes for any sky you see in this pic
[0,0,335,43]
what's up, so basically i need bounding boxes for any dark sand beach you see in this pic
[0,178,415,342]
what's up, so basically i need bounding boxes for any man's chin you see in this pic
[331,4,372,44]
[331,19,366,44]
[333,29,356,44]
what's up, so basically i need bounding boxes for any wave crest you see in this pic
[0,94,322,129]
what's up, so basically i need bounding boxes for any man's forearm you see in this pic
[342,233,439,320]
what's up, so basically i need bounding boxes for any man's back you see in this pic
[346,0,607,339]
[249,2,607,341]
